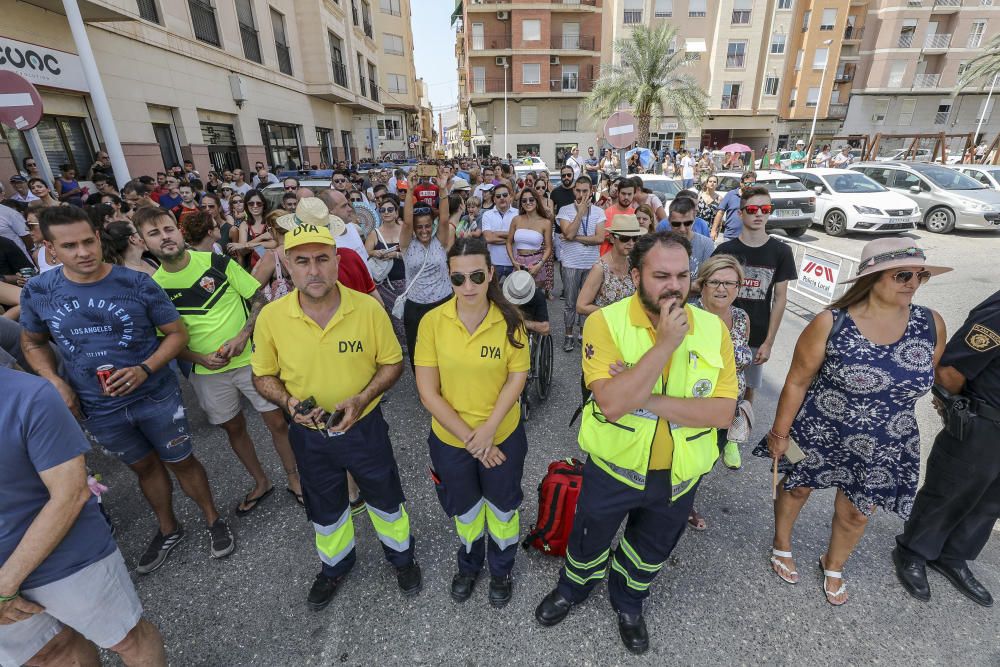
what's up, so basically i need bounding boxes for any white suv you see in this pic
[794,168,920,236]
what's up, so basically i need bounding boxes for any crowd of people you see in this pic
[0,150,998,664]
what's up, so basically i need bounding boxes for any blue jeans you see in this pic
[82,381,193,466]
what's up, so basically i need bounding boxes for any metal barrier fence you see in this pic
[771,235,861,309]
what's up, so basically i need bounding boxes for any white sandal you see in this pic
[819,557,847,606]
[769,548,798,584]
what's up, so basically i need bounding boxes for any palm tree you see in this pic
[955,34,1000,93]
[585,24,707,147]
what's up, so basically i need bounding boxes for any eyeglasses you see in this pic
[379,206,396,214]
[670,220,695,228]
[892,270,932,285]
[494,192,510,198]
[741,204,773,215]
[248,201,264,207]
[706,279,740,290]
[611,233,638,243]
[450,270,488,286]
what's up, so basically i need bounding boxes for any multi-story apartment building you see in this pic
[455,0,605,164]
[357,0,423,159]
[0,0,384,181]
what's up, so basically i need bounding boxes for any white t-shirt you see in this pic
[681,156,695,180]
[556,203,604,270]
[335,223,370,265]
[480,206,519,267]
[566,156,583,181]
[233,183,252,195]
[831,152,851,168]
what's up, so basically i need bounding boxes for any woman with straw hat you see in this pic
[756,237,950,606]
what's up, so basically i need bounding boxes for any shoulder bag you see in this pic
[391,244,430,320]
[367,227,394,284]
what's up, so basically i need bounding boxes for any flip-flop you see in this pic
[235,486,274,515]
[286,487,305,507]
[687,510,707,531]
[819,556,847,606]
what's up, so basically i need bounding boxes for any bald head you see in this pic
[298,187,315,198]
[320,188,355,223]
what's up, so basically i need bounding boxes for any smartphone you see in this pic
[295,396,317,415]
[415,164,437,178]
[325,409,346,430]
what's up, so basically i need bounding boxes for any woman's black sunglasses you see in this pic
[450,270,487,286]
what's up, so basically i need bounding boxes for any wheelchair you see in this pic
[520,330,554,422]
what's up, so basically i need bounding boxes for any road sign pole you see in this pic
[24,127,54,185]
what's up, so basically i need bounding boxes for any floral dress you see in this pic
[752,306,936,518]
[695,299,751,400]
[594,259,636,308]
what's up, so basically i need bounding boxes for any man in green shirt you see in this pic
[134,208,302,513]
[788,139,808,170]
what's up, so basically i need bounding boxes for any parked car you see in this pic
[635,175,682,203]
[951,164,1000,191]
[849,161,1000,233]
[876,148,934,162]
[260,179,332,209]
[715,170,815,237]
[794,168,920,236]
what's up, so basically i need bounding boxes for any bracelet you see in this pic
[768,429,790,440]
[139,363,153,378]
[0,591,19,603]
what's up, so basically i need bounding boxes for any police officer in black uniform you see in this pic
[893,289,1000,607]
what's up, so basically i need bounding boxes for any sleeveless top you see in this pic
[513,227,543,252]
[246,221,267,269]
[374,235,405,282]
[594,258,636,308]
[403,237,452,304]
[36,246,62,273]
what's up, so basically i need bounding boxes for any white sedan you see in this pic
[794,168,921,236]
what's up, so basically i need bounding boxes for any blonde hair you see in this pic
[692,254,745,293]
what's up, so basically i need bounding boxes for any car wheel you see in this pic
[785,227,807,238]
[924,207,955,234]
[823,210,848,237]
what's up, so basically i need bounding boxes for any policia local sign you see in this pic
[0,36,88,92]
[798,252,842,303]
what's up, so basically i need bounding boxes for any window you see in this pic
[873,98,890,122]
[361,0,373,38]
[317,128,334,165]
[189,0,220,46]
[471,23,484,51]
[271,9,292,75]
[137,0,160,23]
[888,61,906,88]
[801,10,810,31]
[352,0,359,25]
[726,41,747,69]
[562,64,579,91]
[560,23,580,49]
[384,33,404,55]
[654,0,672,17]
[732,0,752,25]
[935,101,951,125]
[18,115,96,176]
[368,61,379,101]
[560,106,577,132]
[379,0,401,16]
[770,33,786,54]
[764,76,780,96]
[358,53,367,96]
[386,73,407,93]
[957,61,971,77]
[795,49,803,71]
[235,0,261,64]
[624,0,643,24]
[689,0,707,17]
[899,20,917,48]
[778,0,792,8]
[153,123,179,170]
[522,63,541,85]
[789,86,797,107]
[522,19,541,41]
[806,87,820,107]
[200,122,241,171]
[813,48,828,70]
[472,66,486,93]
[969,21,987,48]
[377,118,403,140]
[721,83,741,109]
[821,9,837,31]
[329,33,348,87]
[520,105,538,127]
[898,98,917,125]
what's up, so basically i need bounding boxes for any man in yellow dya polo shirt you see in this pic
[535,231,737,655]
[251,223,421,611]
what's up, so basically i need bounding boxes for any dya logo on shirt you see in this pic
[339,340,364,353]
[480,345,501,359]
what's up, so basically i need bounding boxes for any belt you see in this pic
[971,399,1000,423]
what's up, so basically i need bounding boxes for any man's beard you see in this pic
[638,280,686,316]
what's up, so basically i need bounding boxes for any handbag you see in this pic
[391,244,430,320]
[366,228,394,284]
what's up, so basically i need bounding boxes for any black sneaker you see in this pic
[488,574,513,608]
[207,519,235,559]
[136,525,185,575]
[307,573,344,611]
[396,562,423,597]
[451,571,479,603]
[563,335,575,353]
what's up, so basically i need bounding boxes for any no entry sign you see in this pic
[603,111,637,150]
[0,71,43,131]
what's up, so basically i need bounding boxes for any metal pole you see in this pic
[503,63,508,160]
[24,128,54,185]
[808,39,833,151]
[62,0,130,184]
[972,74,997,153]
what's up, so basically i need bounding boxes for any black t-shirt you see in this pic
[712,237,797,347]
[0,237,31,278]
[518,288,549,325]
[550,185,576,214]
[940,289,1000,409]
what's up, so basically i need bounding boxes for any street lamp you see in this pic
[808,38,834,150]
[503,61,509,160]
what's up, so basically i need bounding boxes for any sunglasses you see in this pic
[413,206,432,215]
[332,178,348,184]
[379,206,397,213]
[611,233,638,242]
[450,270,487,286]
[284,185,297,191]
[520,197,536,205]
[349,197,364,203]
[670,220,695,228]
[892,270,932,285]
[248,201,264,207]
[741,204,773,215]
[494,192,510,198]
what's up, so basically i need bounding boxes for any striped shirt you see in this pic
[556,203,604,270]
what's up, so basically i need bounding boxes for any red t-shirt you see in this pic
[600,204,636,256]
[412,182,439,209]
[337,248,376,295]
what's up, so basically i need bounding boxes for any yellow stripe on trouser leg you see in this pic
[564,547,610,586]
[610,553,652,591]
[484,499,520,550]
[618,537,664,574]
[366,503,413,552]
[314,509,356,568]
[454,498,486,552]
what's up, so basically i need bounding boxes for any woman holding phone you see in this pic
[414,236,529,609]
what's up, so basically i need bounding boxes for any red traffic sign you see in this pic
[603,111,637,150]
[0,71,44,131]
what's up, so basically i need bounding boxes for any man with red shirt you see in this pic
[171,184,200,222]
[411,175,439,211]
[600,178,636,255]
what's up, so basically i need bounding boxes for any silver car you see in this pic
[849,162,1000,233]
[951,164,1000,191]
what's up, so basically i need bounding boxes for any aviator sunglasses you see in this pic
[450,270,488,287]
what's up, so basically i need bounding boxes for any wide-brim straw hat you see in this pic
[276,196,346,236]
[838,237,952,284]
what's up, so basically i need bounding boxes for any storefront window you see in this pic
[201,122,242,172]
[153,123,180,171]
[260,120,302,171]
[3,115,94,178]
[516,144,539,159]
[316,128,334,165]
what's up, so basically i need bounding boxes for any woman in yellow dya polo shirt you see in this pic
[414,236,530,609]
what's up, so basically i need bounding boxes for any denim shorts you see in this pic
[82,382,194,466]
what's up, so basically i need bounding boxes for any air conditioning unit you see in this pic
[873,114,886,122]
[550,56,560,65]
[497,10,509,20]
[496,56,508,66]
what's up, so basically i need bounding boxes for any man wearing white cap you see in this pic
[788,140,808,170]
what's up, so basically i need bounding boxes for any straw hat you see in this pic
[275,196,346,236]
[607,214,644,236]
[838,237,952,284]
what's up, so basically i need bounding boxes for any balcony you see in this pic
[898,33,915,48]
[470,78,505,94]
[467,0,597,6]
[363,19,373,39]
[721,94,740,110]
[726,54,746,69]
[624,10,643,24]
[834,64,856,82]
[913,72,942,87]
[828,103,849,118]
[550,34,597,50]
[924,33,952,50]
[549,78,593,93]
[932,0,962,11]
[370,85,379,103]
[332,61,348,88]
[359,75,368,97]
[471,33,512,50]
[239,25,262,64]
[843,24,864,41]
[934,111,950,125]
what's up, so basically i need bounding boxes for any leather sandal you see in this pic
[769,548,799,584]
[819,556,847,606]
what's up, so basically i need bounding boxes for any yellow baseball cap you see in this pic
[283,223,337,251]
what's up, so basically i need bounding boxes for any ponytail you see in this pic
[447,236,525,349]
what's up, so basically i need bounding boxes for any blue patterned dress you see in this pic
[753,305,936,518]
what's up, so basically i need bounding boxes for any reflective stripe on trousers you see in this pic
[366,503,413,553]
[314,508,355,569]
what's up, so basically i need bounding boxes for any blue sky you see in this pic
[411,1,459,112]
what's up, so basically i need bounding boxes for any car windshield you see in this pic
[918,166,987,190]
[987,170,1000,184]
[827,173,887,194]
[644,179,681,200]
[760,178,807,192]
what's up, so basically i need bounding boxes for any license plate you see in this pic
[775,209,801,217]
[889,217,915,225]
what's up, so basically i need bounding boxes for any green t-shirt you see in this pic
[153,251,260,374]
[788,150,807,169]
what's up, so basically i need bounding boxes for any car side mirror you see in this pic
[813,186,823,195]
[909,185,921,194]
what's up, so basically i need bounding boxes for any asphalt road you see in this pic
[93,225,999,666]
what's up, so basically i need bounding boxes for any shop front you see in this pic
[259,119,303,171]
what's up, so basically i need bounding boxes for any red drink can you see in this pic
[96,364,115,394]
